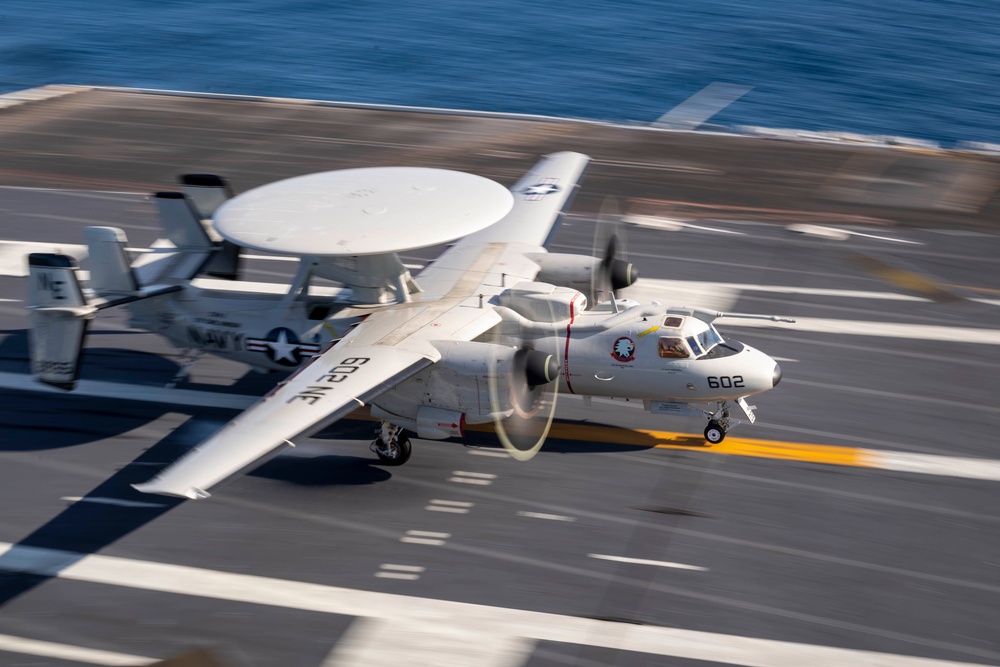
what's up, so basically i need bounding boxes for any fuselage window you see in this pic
[658,337,689,359]
[662,316,683,328]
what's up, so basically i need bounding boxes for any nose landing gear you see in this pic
[700,397,757,444]
[702,401,735,444]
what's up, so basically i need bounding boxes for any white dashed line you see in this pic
[401,530,450,546]
[449,471,497,485]
[517,511,576,522]
[589,554,708,571]
[426,500,473,514]
[375,572,421,580]
[468,449,512,458]
[376,564,425,580]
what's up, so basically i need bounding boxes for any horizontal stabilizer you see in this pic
[26,254,96,390]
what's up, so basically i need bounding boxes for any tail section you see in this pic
[84,227,138,296]
[181,174,241,280]
[26,254,97,390]
[131,192,215,286]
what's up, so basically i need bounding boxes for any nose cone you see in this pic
[772,362,783,387]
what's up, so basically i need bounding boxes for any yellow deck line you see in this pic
[463,421,874,468]
[358,410,869,468]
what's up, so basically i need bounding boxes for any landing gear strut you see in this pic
[702,401,735,444]
[370,421,412,466]
[166,348,205,388]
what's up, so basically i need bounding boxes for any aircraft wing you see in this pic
[133,341,434,499]
[135,152,590,499]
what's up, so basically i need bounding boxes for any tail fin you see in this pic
[155,192,213,250]
[26,254,97,390]
[180,173,234,221]
[84,227,138,296]
[181,174,241,280]
[131,193,215,286]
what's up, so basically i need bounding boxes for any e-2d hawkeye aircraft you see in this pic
[25,152,792,500]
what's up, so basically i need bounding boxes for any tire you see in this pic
[704,422,726,444]
[376,436,412,466]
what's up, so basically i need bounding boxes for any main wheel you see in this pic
[704,421,726,444]
[376,435,412,466]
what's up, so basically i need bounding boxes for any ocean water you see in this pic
[2,0,1000,145]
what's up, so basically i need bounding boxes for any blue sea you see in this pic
[3,0,1000,145]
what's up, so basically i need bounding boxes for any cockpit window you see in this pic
[662,316,683,328]
[686,335,704,357]
[658,337,689,359]
[697,326,723,353]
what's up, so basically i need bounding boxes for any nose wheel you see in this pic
[704,421,727,444]
[702,401,735,444]
[371,421,412,466]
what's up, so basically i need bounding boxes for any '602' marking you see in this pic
[707,375,744,389]
[287,357,370,405]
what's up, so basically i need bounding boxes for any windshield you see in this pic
[696,325,723,354]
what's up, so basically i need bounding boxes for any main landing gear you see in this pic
[703,401,735,444]
[370,421,412,466]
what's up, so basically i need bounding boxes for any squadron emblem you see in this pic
[610,336,636,363]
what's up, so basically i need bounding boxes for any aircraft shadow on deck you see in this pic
[0,418,196,608]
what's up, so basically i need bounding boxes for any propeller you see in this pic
[487,305,563,462]
[591,196,638,305]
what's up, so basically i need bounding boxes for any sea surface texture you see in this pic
[2,0,999,145]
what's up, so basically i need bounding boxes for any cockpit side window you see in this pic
[662,316,683,328]
[658,336,689,359]
[686,335,704,357]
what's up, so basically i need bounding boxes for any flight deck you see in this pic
[0,86,999,666]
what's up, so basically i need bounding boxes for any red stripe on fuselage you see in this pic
[563,294,579,394]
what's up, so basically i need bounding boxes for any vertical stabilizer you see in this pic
[84,226,138,296]
[26,254,97,390]
[154,192,214,249]
[180,174,234,221]
[179,175,242,280]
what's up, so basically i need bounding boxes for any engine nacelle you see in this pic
[495,281,587,322]
[529,253,638,293]
[370,341,559,438]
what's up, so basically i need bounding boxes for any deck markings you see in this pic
[0,540,991,667]
[449,471,497,485]
[426,499,473,514]
[375,564,425,581]
[401,530,450,546]
[589,554,707,571]
[468,448,512,458]
[517,511,576,522]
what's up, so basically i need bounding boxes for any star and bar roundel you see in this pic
[519,178,561,200]
[246,327,322,367]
